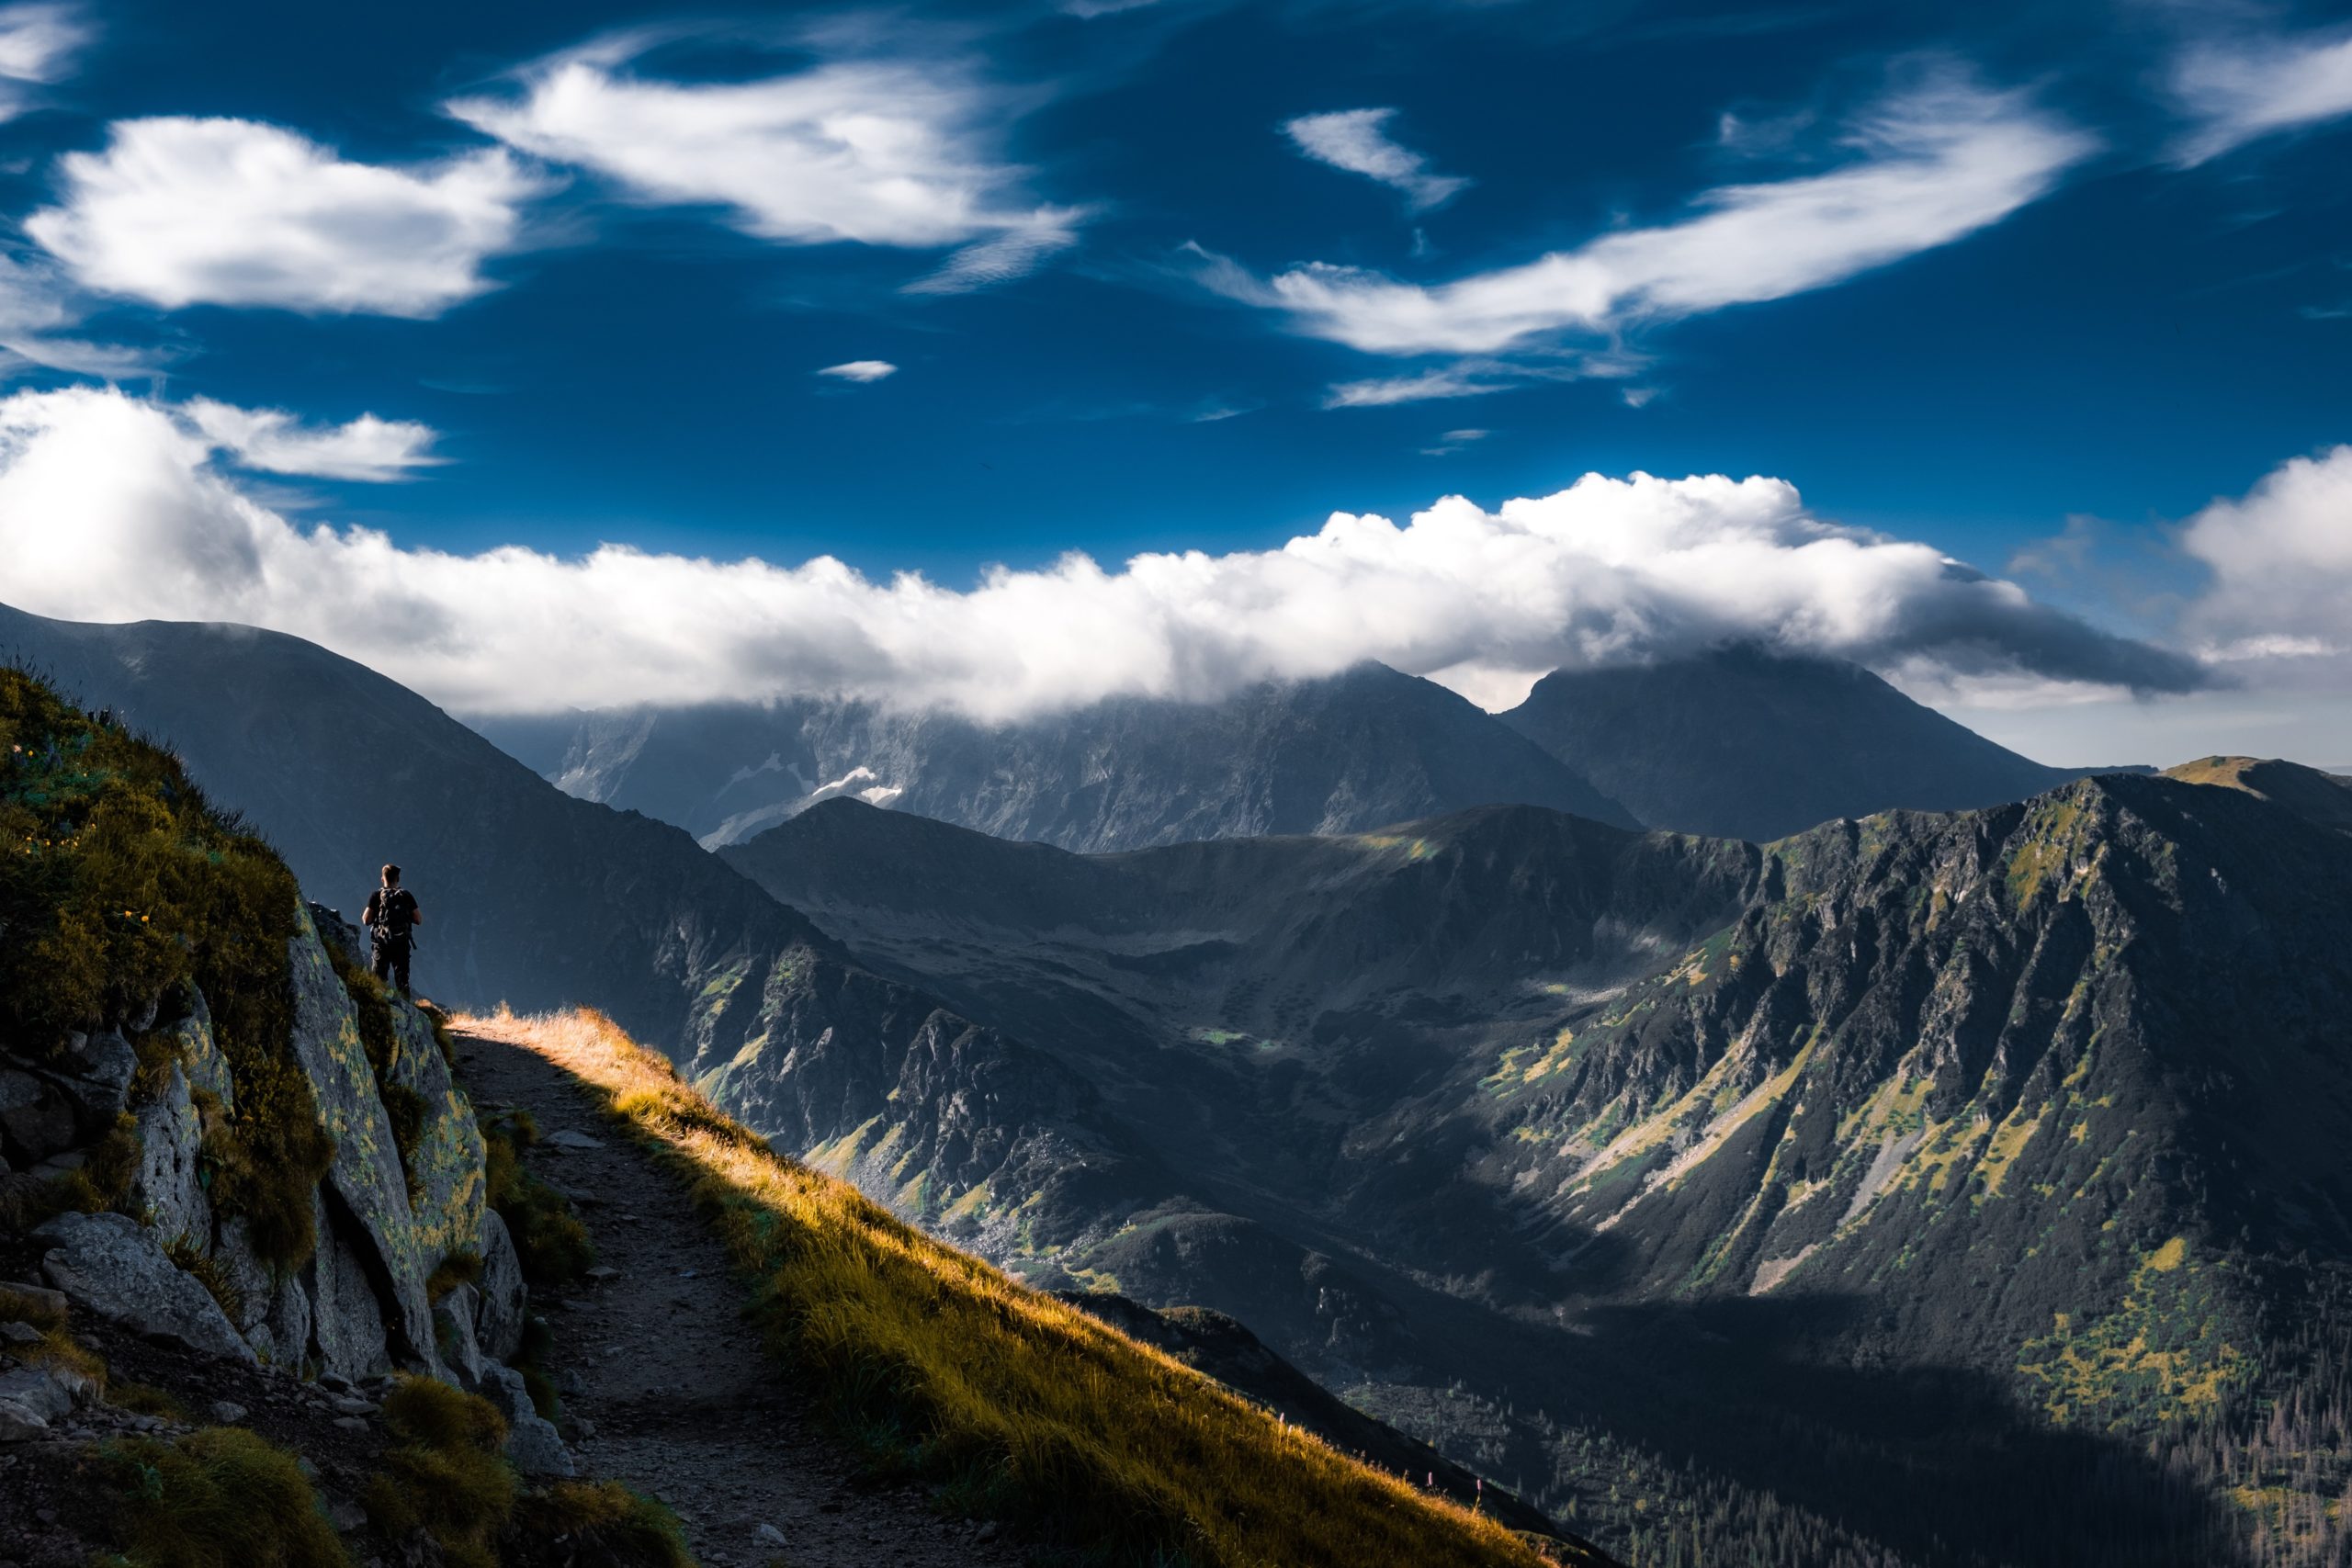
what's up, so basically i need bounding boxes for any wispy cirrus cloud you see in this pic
[1283,107,1469,211]
[2169,23,2352,165]
[0,3,86,123]
[183,398,442,481]
[0,384,2205,723]
[447,40,1084,292]
[1208,73,2092,373]
[0,251,153,376]
[28,117,553,317]
[1324,365,1515,407]
[1419,426,1487,456]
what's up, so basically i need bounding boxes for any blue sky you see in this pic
[0,0,2348,761]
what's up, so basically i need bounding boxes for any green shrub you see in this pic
[22,1325,106,1396]
[479,1111,594,1286]
[514,1482,693,1568]
[164,1235,247,1324]
[112,1381,187,1420]
[419,1000,458,1065]
[0,669,332,1269]
[0,1282,67,1330]
[427,1248,484,1304]
[361,1375,516,1568]
[101,1426,348,1568]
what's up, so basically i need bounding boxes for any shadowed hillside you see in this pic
[725,777,2352,1566]
[1501,645,2138,841]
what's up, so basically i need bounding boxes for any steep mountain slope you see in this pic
[2165,754,2352,833]
[0,666,1563,1568]
[0,605,1188,1259]
[474,662,1638,850]
[1500,645,2132,841]
[722,781,2352,1566]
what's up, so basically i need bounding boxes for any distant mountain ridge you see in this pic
[472,662,1640,850]
[1502,644,2142,841]
[2162,754,2352,833]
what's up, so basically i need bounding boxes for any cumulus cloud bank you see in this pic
[0,385,2201,720]
[447,45,1082,291]
[2180,444,2352,671]
[28,117,552,316]
[1207,76,2090,358]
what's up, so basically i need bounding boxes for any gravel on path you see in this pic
[455,1021,1027,1568]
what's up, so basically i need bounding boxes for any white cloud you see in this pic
[1283,107,1469,211]
[1214,76,2091,356]
[447,48,1081,288]
[28,118,551,317]
[0,251,151,376]
[0,385,2199,722]
[1325,366,1514,406]
[816,359,898,383]
[1419,426,1487,456]
[2180,445,2352,669]
[0,3,85,122]
[182,398,442,481]
[2170,25,2352,164]
[903,211,1083,295]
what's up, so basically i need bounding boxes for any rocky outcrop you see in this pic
[33,1211,254,1363]
[481,1361,573,1477]
[0,1362,82,1442]
[9,902,534,1400]
[473,1211,526,1361]
[284,906,441,1370]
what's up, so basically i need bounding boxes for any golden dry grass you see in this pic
[459,1006,1551,1568]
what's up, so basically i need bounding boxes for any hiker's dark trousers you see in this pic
[373,935,412,995]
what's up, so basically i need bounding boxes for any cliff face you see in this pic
[2,907,524,1394]
[0,669,551,1469]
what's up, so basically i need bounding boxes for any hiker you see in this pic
[363,863,424,997]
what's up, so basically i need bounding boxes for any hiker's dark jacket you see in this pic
[364,886,419,947]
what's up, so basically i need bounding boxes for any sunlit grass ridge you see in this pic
[460,1007,1550,1568]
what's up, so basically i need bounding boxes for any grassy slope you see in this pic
[458,1008,1565,1568]
[2163,755,2352,834]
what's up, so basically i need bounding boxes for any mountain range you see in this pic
[10,600,2350,1566]
[1498,644,2143,841]
[474,663,1638,851]
[718,768,2352,1565]
[478,643,2138,854]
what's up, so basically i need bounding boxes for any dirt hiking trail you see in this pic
[454,1017,1027,1568]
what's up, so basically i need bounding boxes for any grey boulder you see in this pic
[480,1361,572,1477]
[434,1283,485,1389]
[0,1363,77,1442]
[33,1210,256,1364]
[471,1211,527,1362]
[130,1061,210,1247]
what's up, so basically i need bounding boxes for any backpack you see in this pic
[370,886,416,940]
